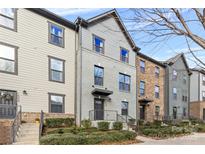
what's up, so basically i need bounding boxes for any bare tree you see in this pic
[126,8,205,68]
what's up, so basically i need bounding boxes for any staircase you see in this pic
[13,123,39,145]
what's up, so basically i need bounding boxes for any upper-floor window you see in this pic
[173,88,177,100]
[0,8,17,31]
[121,101,128,115]
[120,48,129,63]
[202,91,205,101]
[183,74,187,84]
[93,35,104,54]
[182,95,188,102]
[140,81,145,96]
[94,65,104,86]
[49,56,65,83]
[155,85,160,98]
[140,60,145,73]
[48,22,64,47]
[155,66,160,78]
[0,43,17,75]
[49,93,65,113]
[119,73,131,92]
[202,75,205,86]
[172,69,177,80]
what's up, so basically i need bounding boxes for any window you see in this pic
[140,60,145,73]
[0,8,16,30]
[119,73,131,92]
[155,85,160,98]
[182,95,188,102]
[202,75,205,86]
[155,66,160,78]
[49,93,65,113]
[94,65,104,86]
[0,43,17,74]
[173,88,177,100]
[93,35,104,54]
[49,57,65,83]
[202,91,205,101]
[120,48,129,63]
[183,108,186,117]
[172,69,177,80]
[140,81,145,96]
[155,106,160,117]
[121,101,128,115]
[48,22,64,47]
[183,75,187,84]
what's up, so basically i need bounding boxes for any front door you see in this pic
[140,105,145,120]
[94,98,104,120]
[173,107,177,119]
[203,109,205,121]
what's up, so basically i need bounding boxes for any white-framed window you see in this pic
[93,35,104,54]
[0,8,17,30]
[140,60,145,73]
[173,88,177,100]
[202,75,205,86]
[155,85,160,98]
[172,69,177,80]
[94,65,104,86]
[202,91,205,101]
[120,48,129,63]
[155,66,160,78]
[121,101,128,115]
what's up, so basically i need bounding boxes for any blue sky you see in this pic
[48,8,205,68]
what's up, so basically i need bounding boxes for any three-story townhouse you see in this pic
[75,9,140,127]
[0,8,77,122]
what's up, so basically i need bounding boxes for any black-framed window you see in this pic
[155,85,160,98]
[49,93,65,113]
[119,73,131,92]
[202,91,205,101]
[120,48,129,63]
[155,106,160,117]
[48,22,64,47]
[172,69,177,80]
[93,35,104,54]
[183,108,186,117]
[49,57,65,83]
[140,81,145,96]
[182,95,188,102]
[0,8,17,31]
[0,43,17,75]
[121,101,128,115]
[140,60,145,73]
[202,75,205,86]
[155,66,160,78]
[94,65,104,86]
[173,88,177,100]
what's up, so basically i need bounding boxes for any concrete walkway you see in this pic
[13,123,39,145]
[136,133,205,145]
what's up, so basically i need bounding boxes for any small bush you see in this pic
[45,118,74,128]
[112,122,123,130]
[97,121,110,131]
[81,119,92,129]
[195,124,205,132]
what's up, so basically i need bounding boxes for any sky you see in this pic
[48,8,205,69]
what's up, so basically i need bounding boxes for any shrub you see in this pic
[40,130,137,145]
[81,119,92,129]
[112,122,123,130]
[97,121,110,131]
[45,118,74,128]
[195,124,205,132]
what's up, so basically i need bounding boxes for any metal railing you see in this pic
[89,110,118,121]
[39,110,44,139]
[117,114,136,124]
[163,114,188,121]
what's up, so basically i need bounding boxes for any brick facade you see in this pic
[136,54,165,122]
[190,101,205,120]
[0,120,14,144]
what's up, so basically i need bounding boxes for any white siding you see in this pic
[190,71,199,102]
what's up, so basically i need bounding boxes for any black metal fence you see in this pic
[39,110,44,139]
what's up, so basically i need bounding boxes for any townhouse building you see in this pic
[136,52,165,122]
[164,53,191,120]
[190,69,205,120]
[0,8,77,122]
[75,9,140,126]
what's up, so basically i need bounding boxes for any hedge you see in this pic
[40,130,137,145]
[97,121,110,131]
[112,122,123,130]
[45,117,74,128]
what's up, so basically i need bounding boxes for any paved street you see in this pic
[136,133,205,145]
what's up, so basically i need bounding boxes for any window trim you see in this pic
[94,65,104,86]
[172,69,178,80]
[48,56,65,83]
[48,21,65,48]
[155,85,160,99]
[140,59,145,73]
[120,47,129,63]
[48,92,65,113]
[202,75,205,86]
[0,41,18,75]
[173,87,177,100]
[139,80,145,96]
[121,101,128,116]
[119,73,131,92]
[155,66,160,78]
[202,91,205,101]
[92,34,105,54]
[0,8,17,32]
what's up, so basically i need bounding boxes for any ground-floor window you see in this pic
[183,108,186,117]
[121,101,128,115]
[49,93,65,113]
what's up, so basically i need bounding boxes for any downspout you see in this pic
[188,73,191,118]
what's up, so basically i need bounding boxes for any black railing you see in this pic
[163,114,188,121]
[89,110,118,121]
[39,110,44,139]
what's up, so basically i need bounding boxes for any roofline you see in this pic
[26,8,77,31]
[137,52,166,67]
[191,68,205,75]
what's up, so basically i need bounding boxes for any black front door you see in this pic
[203,109,205,121]
[140,105,145,120]
[173,107,177,119]
[94,98,104,120]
